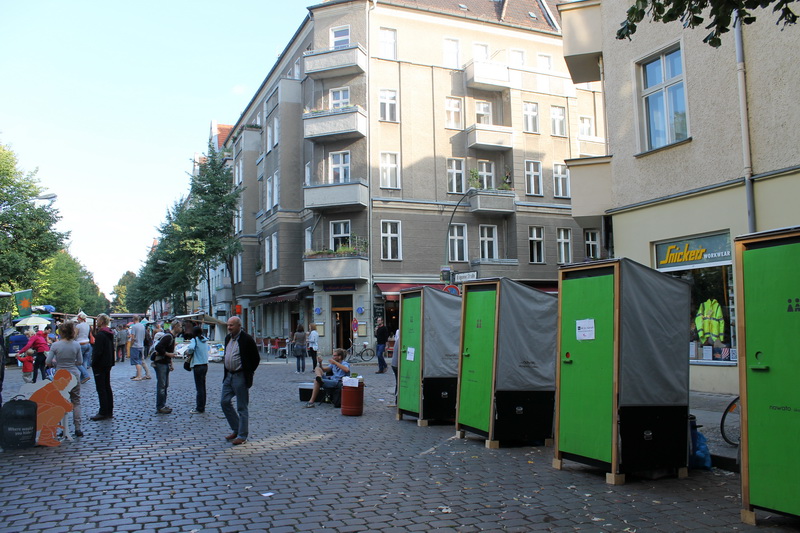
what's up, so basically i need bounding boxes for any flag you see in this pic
[13,289,33,317]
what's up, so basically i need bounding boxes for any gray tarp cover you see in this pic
[495,278,558,391]
[421,287,462,378]
[618,258,690,406]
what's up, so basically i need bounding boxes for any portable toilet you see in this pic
[734,227,800,525]
[553,258,691,484]
[455,278,557,448]
[396,286,461,425]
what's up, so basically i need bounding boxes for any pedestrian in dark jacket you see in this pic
[90,314,115,421]
[221,316,260,445]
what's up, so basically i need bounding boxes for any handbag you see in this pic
[183,350,193,371]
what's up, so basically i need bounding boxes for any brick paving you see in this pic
[1,361,799,532]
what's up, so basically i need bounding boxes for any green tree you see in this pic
[0,143,68,303]
[77,269,109,316]
[618,0,797,46]
[33,250,82,313]
[111,271,137,313]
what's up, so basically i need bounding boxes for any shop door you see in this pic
[332,309,353,351]
[742,240,800,516]
[558,270,615,464]
[457,284,497,433]
[398,293,422,414]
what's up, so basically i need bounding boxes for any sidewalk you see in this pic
[1,362,797,532]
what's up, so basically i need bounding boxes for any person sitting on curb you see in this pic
[305,348,350,408]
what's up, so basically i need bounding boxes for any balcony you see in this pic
[465,60,512,91]
[558,0,603,83]
[564,155,612,222]
[304,179,369,212]
[215,285,233,305]
[466,123,513,151]
[303,44,367,79]
[303,106,367,142]
[469,259,520,278]
[304,254,369,282]
[468,188,517,215]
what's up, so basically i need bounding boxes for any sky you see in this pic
[0,0,311,298]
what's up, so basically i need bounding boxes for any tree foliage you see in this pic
[0,143,68,297]
[32,249,109,315]
[111,271,137,313]
[617,0,798,46]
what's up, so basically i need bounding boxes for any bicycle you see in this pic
[720,396,740,446]
[346,339,375,363]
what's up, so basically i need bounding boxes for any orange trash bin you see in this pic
[341,382,364,416]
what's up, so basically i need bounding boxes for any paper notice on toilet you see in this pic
[576,319,595,341]
[406,346,415,361]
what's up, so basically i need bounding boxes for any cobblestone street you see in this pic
[1,360,798,532]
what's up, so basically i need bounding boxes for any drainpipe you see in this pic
[735,15,756,233]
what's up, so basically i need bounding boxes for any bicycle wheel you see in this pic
[720,396,741,446]
[360,348,375,362]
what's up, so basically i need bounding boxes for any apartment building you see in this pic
[559,0,800,393]
[224,0,605,353]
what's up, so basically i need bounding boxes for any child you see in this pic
[16,350,35,383]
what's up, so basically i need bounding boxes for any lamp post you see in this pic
[0,193,57,213]
[442,187,476,283]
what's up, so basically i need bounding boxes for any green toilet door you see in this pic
[398,293,422,414]
[743,240,800,516]
[457,285,497,433]
[558,270,615,464]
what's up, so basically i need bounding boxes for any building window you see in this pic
[445,97,463,129]
[380,152,400,189]
[264,237,271,272]
[579,116,594,137]
[529,226,545,263]
[381,220,401,260]
[380,28,397,60]
[330,151,350,183]
[235,158,243,186]
[478,160,494,189]
[266,175,273,209]
[304,227,313,252]
[553,163,570,198]
[293,58,301,79]
[235,204,243,233]
[447,158,465,193]
[479,225,497,260]
[639,46,688,150]
[523,102,539,133]
[304,161,311,186]
[331,26,350,49]
[272,170,280,207]
[551,105,566,137]
[557,228,572,264]
[379,89,397,122]
[476,101,491,124]
[448,224,467,262]
[267,120,274,150]
[273,115,280,146]
[331,220,350,251]
[524,160,542,196]
[270,232,278,270]
[473,43,489,61]
[585,229,600,259]
[330,87,349,109]
[443,38,460,69]
[538,54,553,70]
[510,49,525,67]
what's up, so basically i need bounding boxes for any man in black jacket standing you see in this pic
[221,316,260,445]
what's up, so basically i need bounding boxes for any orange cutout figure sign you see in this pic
[28,369,75,447]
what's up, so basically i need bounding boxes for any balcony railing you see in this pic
[303,44,367,79]
[304,179,368,212]
[466,123,513,151]
[303,106,367,142]
[467,188,517,215]
[465,60,512,91]
[469,258,520,278]
[303,254,369,282]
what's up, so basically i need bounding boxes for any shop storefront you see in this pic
[655,233,737,369]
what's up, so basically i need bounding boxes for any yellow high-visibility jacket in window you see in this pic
[695,298,725,344]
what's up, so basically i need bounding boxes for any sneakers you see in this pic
[189,409,204,414]
[157,407,173,414]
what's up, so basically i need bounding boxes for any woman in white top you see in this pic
[307,323,319,370]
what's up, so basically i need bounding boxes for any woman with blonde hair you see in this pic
[90,314,115,421]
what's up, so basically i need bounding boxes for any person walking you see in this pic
[374,317,389,374]
[115,325,128,362]
[187,326,209,414]
[89,314,115,421]
[291,323,307,373]
[221,316,260,445]
[46,321,84,437]
[18,325,52,383]
[128,315,147,381]
[74,312,92,384]
[152,322,181,414]
[307,323,319,370]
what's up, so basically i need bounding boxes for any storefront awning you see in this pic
[259,288,307,305]
[375,283,445,301]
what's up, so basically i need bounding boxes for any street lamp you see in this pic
[442,187,476,283]
[0,193,58,213]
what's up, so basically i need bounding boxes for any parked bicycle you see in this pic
[720,396,740,446]
[346,339,375,363]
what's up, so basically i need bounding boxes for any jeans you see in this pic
[193,364,208,412]
[221,372,249,439]
[154,363,170,410]
[376,343,387,372]
[295,350,306,372]
[308,348,318,370]
[77,343,91,381]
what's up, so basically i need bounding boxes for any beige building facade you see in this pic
[223,0,606,354]
[559,0,800,393]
